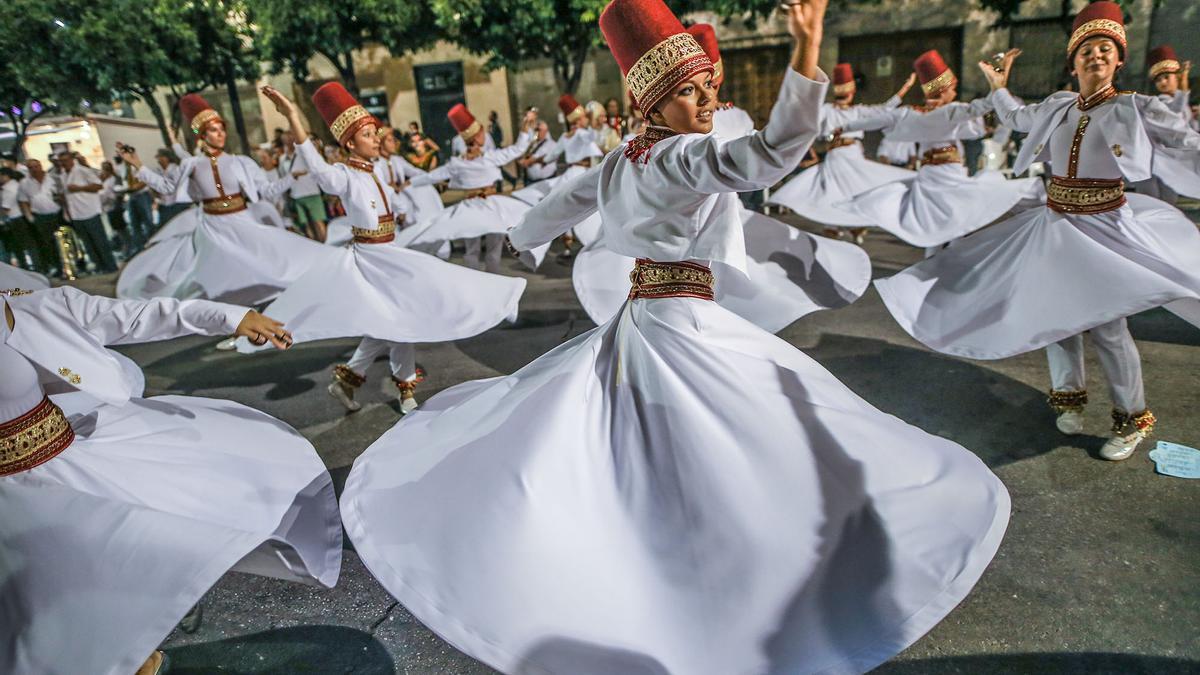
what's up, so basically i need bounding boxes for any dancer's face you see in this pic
[835,90,855,106]
[380,132,398,155]
[1154,71,1180,95]
[1072,37,1122,87]
[346,124,381,160]
[202,122,227,151]
[650,72,717,134]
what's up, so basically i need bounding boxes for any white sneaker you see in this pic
[215,336,238,351]
[327,382,362,412]
[1055,410,1085,435]
[1099,430,1146,461]
[399,394,419,414]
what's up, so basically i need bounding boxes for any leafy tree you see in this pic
[430,0,608,95]
[248,0,436,97]
[0,3,97,158]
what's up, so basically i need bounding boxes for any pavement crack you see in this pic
[369,601,399,634]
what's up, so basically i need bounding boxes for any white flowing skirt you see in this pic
[395,194,549,270]
[396,184,447,225]
[341,295,1010,675]
[236,240,525,352]
[573,209,871,332]
[325,217,451,258]
[767,144,916,227]
[1145,147,1200,200]
[0,262,50,290]
[117,209,337,305]
[0,394,342,675]
[875,193,1200,360]
[836,163,1045,247]
[147,202,286,246]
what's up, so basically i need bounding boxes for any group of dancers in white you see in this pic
[2,0,1198,673]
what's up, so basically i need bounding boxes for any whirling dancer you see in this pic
[395,104,541,274]
[875,2,1200,461]
[117,94,335,304]
[340,2,1008,673]
[375,124,446,227]
[570,19,872,331]
[833,50,1044,249]
[0,286,341,675]
[244,84,525,415]
[767,61,918,242]
[1131,45,1200,203]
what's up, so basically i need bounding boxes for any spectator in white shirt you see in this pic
[0,167,37,268]
[58,151,116,272]
[16,159,60,273]
[153,148,190,225]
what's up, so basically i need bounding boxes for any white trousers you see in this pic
[464,234,505,274]
[1045,317,1145,414]
[346,338,417,383]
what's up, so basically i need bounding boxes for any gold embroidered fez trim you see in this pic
[921,69,955,96]
[1068,19,1126,57]
[0,396,74,477]
[1149,59,1182,78]
[628,259,715,301]
[458,120,483,141]
[190,109,223,135]
[202,192,247,215]
[331,105,374,145]
[565,106,586,124]
[352,215,397,244]
[625,33,713,112]
[832,81,856,96]
[712,59,724,83]
[1047,176,1126,214]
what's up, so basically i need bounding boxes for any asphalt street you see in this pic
[73,212,1200,675]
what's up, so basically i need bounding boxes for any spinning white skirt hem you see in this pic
[341,294,1009,675]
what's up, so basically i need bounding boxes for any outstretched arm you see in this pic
[659,0,829,193]
[509,164,600,250]
[51,286,292,349]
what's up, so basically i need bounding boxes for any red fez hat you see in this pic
[180,94,222,136]
[1148,44,1181,79]
[833,63,855,96]
[558,94,586,124]
[312,82,375,146]
[447,103,482,141]
[599,0,713,114]
[914,50,955,97]
[686,24,723,86]
[1068,1,1126,61]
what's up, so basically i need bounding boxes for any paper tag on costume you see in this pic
[1148,441,1200,479]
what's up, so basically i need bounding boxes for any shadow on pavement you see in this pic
[1128,307,1200,348]
[165,625,394,674]
[876,652,1198,674]
[807,334,1088,468]
[141,340,356,399]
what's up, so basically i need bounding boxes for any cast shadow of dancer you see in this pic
[165,625,395,674]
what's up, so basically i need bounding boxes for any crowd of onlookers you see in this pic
[0,98,641,279]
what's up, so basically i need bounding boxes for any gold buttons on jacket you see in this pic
[58,367,82,385]
[1112,144,1123,157]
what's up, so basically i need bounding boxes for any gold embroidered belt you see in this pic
[352,215,399,244]
[921,145,961,166]
[465,186,498,200]
[628,259,715,301]
[1,396,74,477]
[828,137,859,150]
[1046,176,1125,215]
[202,193,247,215]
